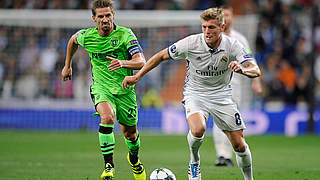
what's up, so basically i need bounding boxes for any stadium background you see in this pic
[1,0,320,179]
[0,0,319,135]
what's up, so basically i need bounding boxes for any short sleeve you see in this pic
[234,35,257,64]
[126,29,143,56]
[232,40,254,64]
[76,29,87,47]
[168,36,189,60]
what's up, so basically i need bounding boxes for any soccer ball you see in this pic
[149,168,176,180]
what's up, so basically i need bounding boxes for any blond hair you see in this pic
[200,8,224,26]
[92,0,114,16]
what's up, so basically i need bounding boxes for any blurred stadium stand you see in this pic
[0,0,319,136]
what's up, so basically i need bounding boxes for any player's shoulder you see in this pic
[76,27,97,38]
[114,25,133,34]
[230,29,249,48]
[221,34,237,47]
[176,33,202,50]
[79,27,96,34]
[185,33,202,42]
[178,33,202,47]
[112,25,137,41]
[76,27,97,43]
[221,34,245,53]
[230,29,246,40]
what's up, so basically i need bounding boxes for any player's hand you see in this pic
[61,66,72,81]
[107,56,123,71]
[122,75,139,90]
[228,61,243,74]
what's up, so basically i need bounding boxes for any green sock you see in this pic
[124,132,141,164]
[99,124,115,166]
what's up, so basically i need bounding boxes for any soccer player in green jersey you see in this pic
[61,0,146,179]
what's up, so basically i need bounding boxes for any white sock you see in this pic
[187,130,204,163]
[235,145,253,180]
[213,124,233,159]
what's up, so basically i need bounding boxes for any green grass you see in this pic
[0,131,319,180]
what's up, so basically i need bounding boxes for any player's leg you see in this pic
[121,125,140,164]
[212,123,234,166]
[211,101,253,180]
[224,130,253,180]
[120,124,146,180]
[117,92,146,180]
[184,97,208,180]
[187,112,206,163]
[186,112,207,180]
[96,102,116,179]
[213,79,240,167]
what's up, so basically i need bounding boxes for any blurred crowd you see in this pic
[0,0,320,109]
[254,0,319,106]
[0,27,92,101]
[0,0,227,10]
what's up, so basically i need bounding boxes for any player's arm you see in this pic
[229,60,261,78]
[230,41,261,78]
[122,48,170,90]
[107,52,146,71]
[61,32,79,81]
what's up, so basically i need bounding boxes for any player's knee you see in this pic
[124,132,137,141]
[191,127,205,137]
[233,142,246,152]
[100,114,115,124]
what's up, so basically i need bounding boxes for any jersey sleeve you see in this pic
[125,29,143,56]
[168,36,189,60]
[240,37,257,64]
[236,35,257,64]
[232,40,254,65]
[76,29,87,47]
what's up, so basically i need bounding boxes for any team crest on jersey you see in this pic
[220,55,228,62]
[111,39,118,47]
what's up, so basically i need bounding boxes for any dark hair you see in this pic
[91,0,114,16]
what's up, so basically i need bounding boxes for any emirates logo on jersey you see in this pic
[111,39,118,47]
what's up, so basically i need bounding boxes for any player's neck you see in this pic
[224,28,231,36]
[207,35,222,50]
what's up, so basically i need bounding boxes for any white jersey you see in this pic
[229,30,250,50]
[168,33,254,103]
[228,29,252,86]
[227,29,256,107]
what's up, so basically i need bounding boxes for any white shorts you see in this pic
[230,74,242,106]
[183,95,246,131]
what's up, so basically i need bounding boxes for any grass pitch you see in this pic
[0,130,319,180]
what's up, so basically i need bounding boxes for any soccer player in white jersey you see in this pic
[122,7,261,180]
[213,5,263,167]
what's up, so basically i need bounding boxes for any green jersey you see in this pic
[77,25,143,95]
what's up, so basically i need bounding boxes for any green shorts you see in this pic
[90,89,138,127]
